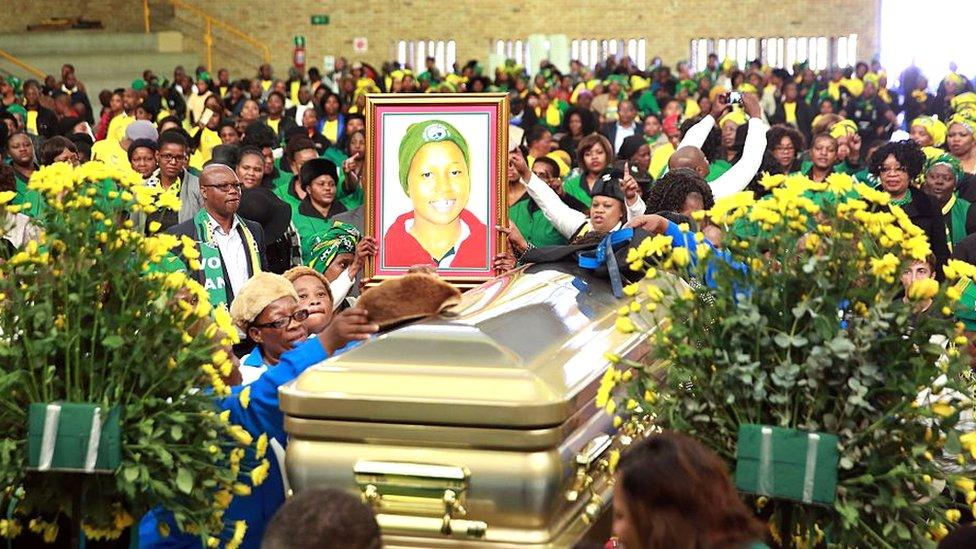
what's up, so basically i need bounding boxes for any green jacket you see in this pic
[509,195,568,248]
[291,198,347,266]
[562,173,593,207]
[323,147,365,210]
[12,170,44,218]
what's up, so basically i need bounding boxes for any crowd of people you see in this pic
[5,50,976,548]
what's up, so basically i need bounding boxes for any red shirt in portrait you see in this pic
[383,208,489,269]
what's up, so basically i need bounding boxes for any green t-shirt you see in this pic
[636,90,661,117]
[12,170,44,218]
[291,202,339,267]
[562,173,593,207]
[323,146,365,210]
[509,196,568,248]
[707,160,732,182]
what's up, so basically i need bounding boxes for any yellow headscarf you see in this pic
[546,150,572,177]
[719,109,748,128]
[948,113,976,136]
[630,75,652,93]
[951,92,976,113]
[910,116,947,147]
[708,85,727,104]
[829,119,858,139]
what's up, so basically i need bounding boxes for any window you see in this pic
[495,39,528,67]
[395,39,457,73]
[570,38,647,69]
[689,34,858,72]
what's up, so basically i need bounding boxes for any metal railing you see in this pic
[0,47,46,80]
[143,0,271,72]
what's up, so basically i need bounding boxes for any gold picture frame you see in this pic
[363,93,509,286]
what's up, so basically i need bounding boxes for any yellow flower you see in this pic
[250,459,270,486]
[623,283,640,296]
[148,221,162,233]
[232,483,252,496]
[228,424,254,446]
[226,520,247,549]
[0,191,15,205]
[932,402,956,417]
[946,509,962,522]
[759,172,786,190]
[607,449,620,472]
[157,521,170,538]
[869,253,900,282]
[907,278,939,301]
[219,410,231,423]
[239,386,251,409]
[646,285,664,301]
[255,433,268,459]
[214,489,233,509]
[671,247,691,267]
[615,316,636,333]
[930,522,948,541]
[956,478,975,493]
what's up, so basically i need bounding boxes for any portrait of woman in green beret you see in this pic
[383,119,488,268]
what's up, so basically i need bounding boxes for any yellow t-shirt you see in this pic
[784,102,797,125]
[267,118,280,134]
[26,111,38,135]
[107,114,134,145]
[649,142,676,179]
[322,119,339,143]
[91,139,127,168]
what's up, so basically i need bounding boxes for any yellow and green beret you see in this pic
[398,119,470,194]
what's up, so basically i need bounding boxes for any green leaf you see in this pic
[894,522,911,540]
[176,467,193,494]
[170,425,183,442]
[123,466,139,482]
[102,334,124,349]
[946,429,962,454]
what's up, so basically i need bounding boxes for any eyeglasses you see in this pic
[880,165,907,174]
[203,183,243,193]
[251,309,309,329]
[159,153,186,164]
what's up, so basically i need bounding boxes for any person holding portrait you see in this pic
[383,120,489,269]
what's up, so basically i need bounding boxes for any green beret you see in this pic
[397,119,470,195]
[131,79,146,91]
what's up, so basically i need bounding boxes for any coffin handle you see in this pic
[566,433,612,502]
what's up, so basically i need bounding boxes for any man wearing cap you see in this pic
[230,272,310,385]
[292,158,348,267]
[167,164,266,307]
[669,92,767,200]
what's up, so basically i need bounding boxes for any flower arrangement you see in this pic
[0,162,261,547]
[604,172,976,546]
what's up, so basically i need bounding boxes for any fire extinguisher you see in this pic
[293,35,307,73]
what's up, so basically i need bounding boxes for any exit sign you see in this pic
[310,14,329,25]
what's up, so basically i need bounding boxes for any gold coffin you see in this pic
[280,264,661,548]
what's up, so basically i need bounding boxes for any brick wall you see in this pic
[3,0,880,79]
[1,0,146,33]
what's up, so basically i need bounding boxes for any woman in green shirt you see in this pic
[922,152,976,250]
[291,158,346,268]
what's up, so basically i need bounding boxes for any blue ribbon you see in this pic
[578,228,634,298]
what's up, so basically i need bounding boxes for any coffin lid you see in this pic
[279,264,658,429]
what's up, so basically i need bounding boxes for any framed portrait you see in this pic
[364,93,509,286]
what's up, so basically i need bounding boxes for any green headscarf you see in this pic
[397,119,470,195]
[924,150,964,183]
[308,221,361,273]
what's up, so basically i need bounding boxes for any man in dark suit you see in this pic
[599,99,639,154]
[167,163,266,308]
